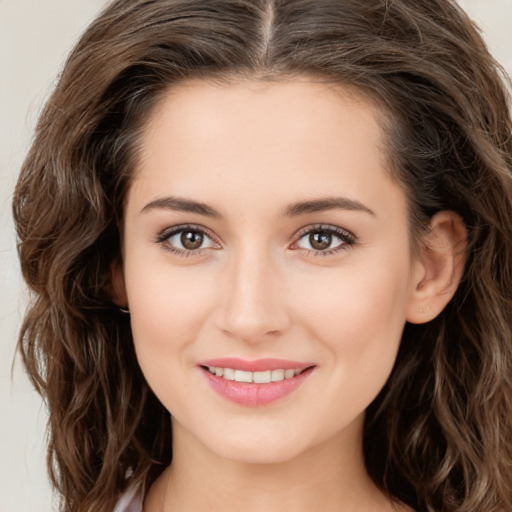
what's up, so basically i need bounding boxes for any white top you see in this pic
[113,484,143,512]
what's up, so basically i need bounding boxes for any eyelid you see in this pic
[290,224,356,254]
[155,223,222,254]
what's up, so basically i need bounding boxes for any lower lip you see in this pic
[201,367,314,407]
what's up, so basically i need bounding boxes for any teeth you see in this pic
[234,370,252,383]
[223,368,235,380]
[284,369,295,379]
[206,366,305,383]
[271,369,284,382]
[253,370,271,383]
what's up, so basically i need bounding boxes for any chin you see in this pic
[203,428,312,465]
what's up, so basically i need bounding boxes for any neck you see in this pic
[145,418,401,512]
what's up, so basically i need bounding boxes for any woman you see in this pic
[12,0,512,511]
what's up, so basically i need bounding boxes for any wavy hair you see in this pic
[13,0,512,511]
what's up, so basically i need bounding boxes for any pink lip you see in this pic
[198,358,315,407]
[199,358,313,372]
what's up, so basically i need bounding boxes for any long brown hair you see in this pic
[13,1,512,511]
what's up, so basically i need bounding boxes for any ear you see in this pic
[406,211,467,324]
[110,259,128,307]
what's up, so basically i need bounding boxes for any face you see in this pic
[118,78,424,464]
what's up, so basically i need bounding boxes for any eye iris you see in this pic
[181,230,203,250]
[309,231,332,250]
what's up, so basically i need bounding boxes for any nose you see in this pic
[216,245,291,343]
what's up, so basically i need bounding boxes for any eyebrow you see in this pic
[141,196,223,218]
[284,197,375,217]
[141,195,375,218]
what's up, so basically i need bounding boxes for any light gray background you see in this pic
[1,1,511,511]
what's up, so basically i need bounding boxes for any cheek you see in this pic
[124,261,217,371]
[124,266,222,417]
[301,275,408,427]
[291,254,412,378]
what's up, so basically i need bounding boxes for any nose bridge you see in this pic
[219,240,289,341]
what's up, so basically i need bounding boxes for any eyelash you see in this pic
[155,224,356,258]
[292,224,356,257]
[156,224,220,257]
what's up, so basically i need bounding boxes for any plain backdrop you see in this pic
[1,1,511,511]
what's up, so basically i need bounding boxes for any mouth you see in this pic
[198,358,316,406]
[202,365,307,383]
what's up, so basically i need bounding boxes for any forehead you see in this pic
[128,78,402,220]
[140,77,386,157]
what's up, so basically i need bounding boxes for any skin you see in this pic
[113,78,466,512]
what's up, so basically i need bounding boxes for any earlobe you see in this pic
[406,211,467,324]
[110,259,128,307]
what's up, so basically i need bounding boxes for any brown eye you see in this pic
[294,225,354,254]
[159,225,219,254]
[181,230,204,250]
[309,231,333,250]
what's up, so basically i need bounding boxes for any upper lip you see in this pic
[198,358,315,372]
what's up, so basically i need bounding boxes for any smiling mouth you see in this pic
[202,366,307,383]
[198,358,316,406]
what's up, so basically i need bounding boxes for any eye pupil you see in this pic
[309,231,332,250]
[181,230,203,250]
